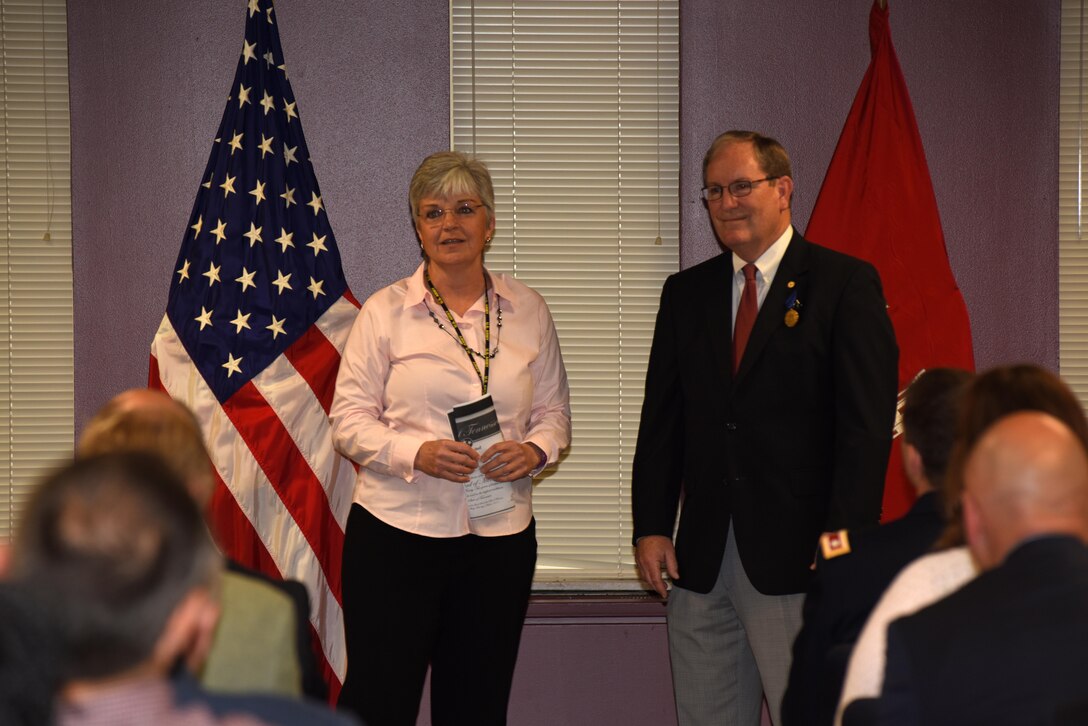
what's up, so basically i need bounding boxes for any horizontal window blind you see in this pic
[451,0,679,583]
[0,0,73,541]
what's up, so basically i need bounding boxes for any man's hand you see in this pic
[635,535,679,599]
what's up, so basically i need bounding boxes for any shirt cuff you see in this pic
[393,436,429,482]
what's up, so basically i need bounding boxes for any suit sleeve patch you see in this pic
[820,529,852,560]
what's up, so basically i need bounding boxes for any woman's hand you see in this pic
[479,441,542,482]
[415,440,480,482]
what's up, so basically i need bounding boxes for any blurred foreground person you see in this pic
[11,452,258,726]
[78,388,324,699]
[0,583,61,726]
[8,452,357,726]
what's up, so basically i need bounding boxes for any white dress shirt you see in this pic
[730,225,794,329]
[834,546,978,725]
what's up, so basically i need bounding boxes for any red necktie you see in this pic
[733,263,758,373]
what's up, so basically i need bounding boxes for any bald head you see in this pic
[963,412,1088,569]
[77,389,214,508]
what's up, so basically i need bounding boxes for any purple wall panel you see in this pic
[416,600,678,726]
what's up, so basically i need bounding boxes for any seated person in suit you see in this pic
[781,367,972,726]
[878,412,1088,725]
[0,583,61,726]
[836,363,1088,725]
[77,389,323,698]
[5,452,355,726]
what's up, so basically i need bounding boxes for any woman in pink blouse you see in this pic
[330,151,571,726]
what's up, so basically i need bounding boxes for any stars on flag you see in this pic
[306,232,327,256]
[230,309,252,333]
[222,352,243,377]
[195,306,214,331]
[220,174,237,197]
[275,228,294,252]
[203,262,222,286]
[266,315,286,339]
[235,267,257,292]
[250,179,267,204]
[243,222,264,247]
[164,1,346,401]
[211,219,228,244]
[272,270,293,294]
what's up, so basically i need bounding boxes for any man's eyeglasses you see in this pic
[701,177,779,202]
[417,203,487,226]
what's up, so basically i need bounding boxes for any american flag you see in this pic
[149,0,357,694]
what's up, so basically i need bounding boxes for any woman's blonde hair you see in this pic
[408,150,495,226]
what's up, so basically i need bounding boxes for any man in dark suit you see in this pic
[632,130,898,725]
[878,412,1088,725]
[781,367,972,726]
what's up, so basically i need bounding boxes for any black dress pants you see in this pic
[337,504,536,726]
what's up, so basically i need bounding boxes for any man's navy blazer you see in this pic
[879,536,1088,725]
[632,232,899,595]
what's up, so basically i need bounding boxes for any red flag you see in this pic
[149,0,358,697]
[805,0,974,522]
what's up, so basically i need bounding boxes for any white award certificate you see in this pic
[447,395,515,520]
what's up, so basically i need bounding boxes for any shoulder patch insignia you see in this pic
[820,529,852,560]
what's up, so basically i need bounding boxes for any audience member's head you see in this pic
[962,412,1088,569]
[900,368,974,496]
[77,389,214,508]
[9,452,221,690]
[938,364,1088,548]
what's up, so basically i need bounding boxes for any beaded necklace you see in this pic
[424,270,501,394]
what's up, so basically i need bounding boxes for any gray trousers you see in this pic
[667,525,804,726]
